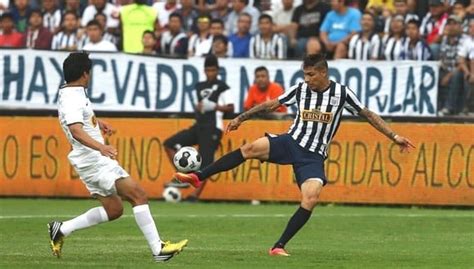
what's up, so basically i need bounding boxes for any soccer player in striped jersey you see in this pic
[175,53,415,256]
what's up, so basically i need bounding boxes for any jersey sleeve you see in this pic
[278,83,299,106]
[217,83,233,106]
[344,87,365,115]
[61,90,85,125]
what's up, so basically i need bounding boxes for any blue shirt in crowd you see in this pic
[320,7,362,43]
[229,33,251,58]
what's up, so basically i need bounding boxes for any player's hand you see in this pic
[225,117,242,134]
[99,144,118,159]
[393,135,415,153]
[98,120,116,136]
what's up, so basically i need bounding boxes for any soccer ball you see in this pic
[173,146,202,173]
[162,186,182,203]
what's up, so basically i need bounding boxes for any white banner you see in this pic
[0,49,439,116]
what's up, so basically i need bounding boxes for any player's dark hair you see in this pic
[63,52,92,83]
[258,13,273,23]
[169,12,183,23]
[406,18,421,28]
[211,18,224,27]
[86,19,101,29]
[204,54,219,68]
[29,9,43,19]
[143,30,156,39]
[303,54,328,70]
[212,34,228,45]
[254,66,268,74]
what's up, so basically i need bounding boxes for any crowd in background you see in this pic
[0,0,473,115]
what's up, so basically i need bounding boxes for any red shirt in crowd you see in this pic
[244,82,287,113]
[0,32,24,48]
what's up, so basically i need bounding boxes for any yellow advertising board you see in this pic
[0,116,472,205]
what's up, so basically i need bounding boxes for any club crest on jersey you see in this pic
[301,108,333,123]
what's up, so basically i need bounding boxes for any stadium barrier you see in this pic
[0,116,472,206]
[1,49,438,116]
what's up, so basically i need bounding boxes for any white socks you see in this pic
[133,204,162,255]
[60,206,109,236]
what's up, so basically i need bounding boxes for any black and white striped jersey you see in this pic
[51,31,79,50]
[382,35,404,61]
[249,33,286,59]
[348,32,382,60]
[278,80,365,158]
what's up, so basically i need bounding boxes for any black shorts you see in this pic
[164,124,222,166]
[266,133,327,187]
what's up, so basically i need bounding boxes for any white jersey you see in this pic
[58,86,104,168]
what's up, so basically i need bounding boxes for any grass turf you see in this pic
[0,198,472,269]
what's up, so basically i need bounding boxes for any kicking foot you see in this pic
[173,172,201,188]
[164,178,191,188]
[268,247,290,257]
[153,239,188,262]
[47,221,65,258]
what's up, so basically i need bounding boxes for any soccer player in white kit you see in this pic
[48,52,187,262]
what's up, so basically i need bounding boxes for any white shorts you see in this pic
[74,156,129,197]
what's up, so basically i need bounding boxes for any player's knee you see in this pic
[105,202,123,220]
[302,195,319,209]
[129,185,148,206]
[240,143,258,159]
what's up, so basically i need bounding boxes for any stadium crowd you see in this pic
[0,0,473,115]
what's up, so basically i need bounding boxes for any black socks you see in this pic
[195,149,245,181]
[273,207,312,249]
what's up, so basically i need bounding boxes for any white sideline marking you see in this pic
[0,213,472,220]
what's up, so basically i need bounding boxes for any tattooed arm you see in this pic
[225,99,282,133]
[359,108,415,153]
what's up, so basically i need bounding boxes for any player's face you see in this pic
[258,18,272,35]
[394,2,408,15]
[255,70,270,90]
[87,25,102,42]
[361,14,374,32]
[29,13,43,28]
[205,66,219,81]
[406,23,419,39]
[303,66,327,90]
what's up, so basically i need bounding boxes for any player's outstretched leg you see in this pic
[269,180,323,257]
[47,195,121,258]
[116,177,188,262]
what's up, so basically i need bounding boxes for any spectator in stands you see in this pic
[270,0,295,39]
[188,14,213,57]
[82,0,119,30]
[142,30,157,55]
[400,19,432,60]
[94,13,118,46]
[51,11,80,51]
[0,13,24,47]
[228,12,252,57]
[452,1,469,33]
[153,0,180,28]
[456,18,474,114]
[438,15,466,115]
[211,34,229,57]
[420,0,448,60]
[244,66,287,113]
[320,0,362,59]
[347,12,381,60]
[383,0,419,34]
[305,37,322,54]
[120,0,157,53]
[158,13,188,57]
[82,20,117,51]
[42,0,62,33]
[210,0,231,23]
[22,9,53,49]
[176,0,199,35]
[226,0,260,35]
[64,0,82,17]
[290,0,330,58]
[10,0,30,32]
[210,18,233,56]
[249,14,286,59]
[382,15,405,60]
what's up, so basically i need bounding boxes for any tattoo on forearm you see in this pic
[238,101,277,121]
[366,110,396,140]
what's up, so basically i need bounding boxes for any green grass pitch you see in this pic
[0,198,473,269]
